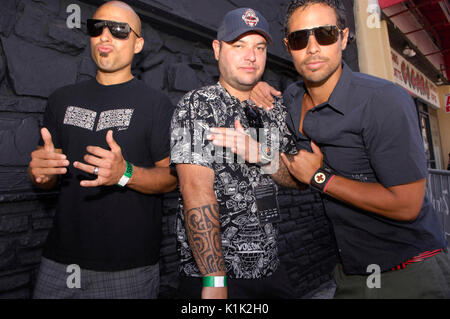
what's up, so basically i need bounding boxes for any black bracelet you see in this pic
[310,167,335,193]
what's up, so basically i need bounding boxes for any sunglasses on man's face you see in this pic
[287,25,342,50]
[87,19,141,40]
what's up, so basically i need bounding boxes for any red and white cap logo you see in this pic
[242,9,259,27]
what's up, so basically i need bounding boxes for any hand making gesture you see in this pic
[73,130,128,187]
[28,128,69,188]
[207,120,262,163]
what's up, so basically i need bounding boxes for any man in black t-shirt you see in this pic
[28,1,177,299]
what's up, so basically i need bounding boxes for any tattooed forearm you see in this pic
[270,154,307,190]
[184,204,226,275]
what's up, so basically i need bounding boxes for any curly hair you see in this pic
[284,0,347,37]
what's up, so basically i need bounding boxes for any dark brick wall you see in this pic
[0,196,57,298]
[0,0,358,298]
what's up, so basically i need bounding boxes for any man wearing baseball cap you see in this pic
[170,8,301,299]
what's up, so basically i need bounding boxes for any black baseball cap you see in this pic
[217,8,272,44]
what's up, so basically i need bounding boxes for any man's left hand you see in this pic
[73,130,127,187]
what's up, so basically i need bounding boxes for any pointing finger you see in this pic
[86,146,112,159]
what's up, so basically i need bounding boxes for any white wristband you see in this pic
[117,161,133,187]
[117,175,130,187]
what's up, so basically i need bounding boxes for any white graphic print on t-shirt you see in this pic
[63,106,134,131]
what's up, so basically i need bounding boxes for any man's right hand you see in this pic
[29,127,69,186]
[249,81,282,111]
[201,287,227,299]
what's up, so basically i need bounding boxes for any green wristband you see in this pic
[202,276,227,288]
[117,161,133,187]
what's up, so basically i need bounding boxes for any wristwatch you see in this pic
[258,143,272,165]
[310,167,335,193]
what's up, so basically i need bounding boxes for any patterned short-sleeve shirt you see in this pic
[170,83,296,279]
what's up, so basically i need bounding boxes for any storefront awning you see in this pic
[382,0,450,81]
[378,0,407,9]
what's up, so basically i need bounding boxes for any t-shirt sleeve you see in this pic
[170,90,216,169]
[39,92,62,149]
[149,93,175,163]
[362,84,428,187]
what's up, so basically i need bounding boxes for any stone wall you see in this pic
[0,0,358,298]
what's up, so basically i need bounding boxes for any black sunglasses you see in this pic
[244,104,264,129]
[287,25,342,50]
[87,19,141,39]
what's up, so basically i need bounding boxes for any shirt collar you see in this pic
[216,81,233,100]
[287,62,353,115]
[215,82,253,108]
[327,62,353,115]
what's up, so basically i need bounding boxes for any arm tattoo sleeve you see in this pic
[184,203,226,275]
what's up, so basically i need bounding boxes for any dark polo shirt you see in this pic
[284,62,447,275]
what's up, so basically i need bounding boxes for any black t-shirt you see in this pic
[40,78,174,271]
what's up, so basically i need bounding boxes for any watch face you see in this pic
[314,172,326,184]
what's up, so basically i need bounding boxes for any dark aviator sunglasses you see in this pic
[287,25,342,50]
[87,19,141,40]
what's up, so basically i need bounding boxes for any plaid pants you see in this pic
[33,257,159,299]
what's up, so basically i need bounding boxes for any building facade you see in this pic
[354,0,450,170]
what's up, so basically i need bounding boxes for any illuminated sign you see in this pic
[391,49,440,109]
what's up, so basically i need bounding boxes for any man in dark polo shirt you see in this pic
[250,0,449,298]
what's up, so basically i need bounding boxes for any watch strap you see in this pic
[310,167,335,193]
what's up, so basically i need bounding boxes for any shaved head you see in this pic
[90,1,144,84]
[94,1,141,35]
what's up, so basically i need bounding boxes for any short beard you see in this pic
[300,57,341,87]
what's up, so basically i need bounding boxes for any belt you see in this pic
[390,249,444,271]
